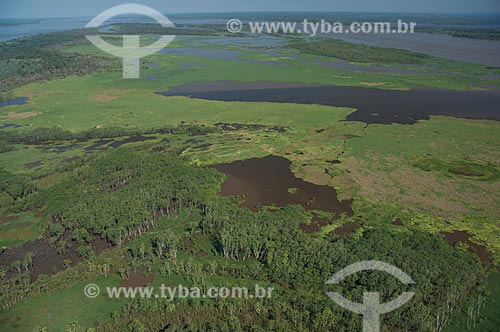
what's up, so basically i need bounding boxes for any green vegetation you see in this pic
[0,168,35,199]
[418,28,500,41]
[96,227,481,332]
[0,25,219,93]
[412,157,500,181]
[0,212,41,248]
[445,270,500,332]
[110,23,218,36]
[0,22,499,332]
[0,146,484,331]
[0,29,119,93]
[290,38,431,64]
[0,124,217,144]
[0,275,127,332]
[28,147,223,245]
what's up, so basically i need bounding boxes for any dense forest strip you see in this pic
[0,124,219,144]
[0,29,120,93]
[109,23,218,36]
[290,38,431,64]
[417,28,500,41]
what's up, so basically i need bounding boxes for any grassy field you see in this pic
[445,270,500,332]
[1,33,498,136]
[0,212,41,248]
[1,32,499,134]
[0,274,126,331]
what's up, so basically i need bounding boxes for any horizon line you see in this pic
[2,10,500,20]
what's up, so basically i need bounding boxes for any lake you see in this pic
[158,81,500,124]
[212,155,352,215]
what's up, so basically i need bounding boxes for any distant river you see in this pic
[0,16,225,42]
[0,18,90,42]
[332,32,500,67]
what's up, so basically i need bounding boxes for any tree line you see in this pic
[0,124,218,144]
[290,39,431,64]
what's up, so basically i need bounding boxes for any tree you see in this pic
[127,319,145,332]
[63,259,72,268]
[76,245,93,258]
[0,266,8,280]
[12,260,22,274]
[56,240,72,255]
[23,252,35,271]
[49,223,65,240]
[65,321,82,332]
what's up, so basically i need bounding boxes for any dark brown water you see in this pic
[24,160,43,169]
[0,236,110,280]
[84,139,113,152]
[108,135,156,148]
[212,155,352,216]
[441,230,492,265]
[158,81,500,124]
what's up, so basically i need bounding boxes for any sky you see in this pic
[1,0,500,18]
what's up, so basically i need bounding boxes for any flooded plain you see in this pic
[159,81,500,124]
[0,235,110,280]
[159,47,289,66]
